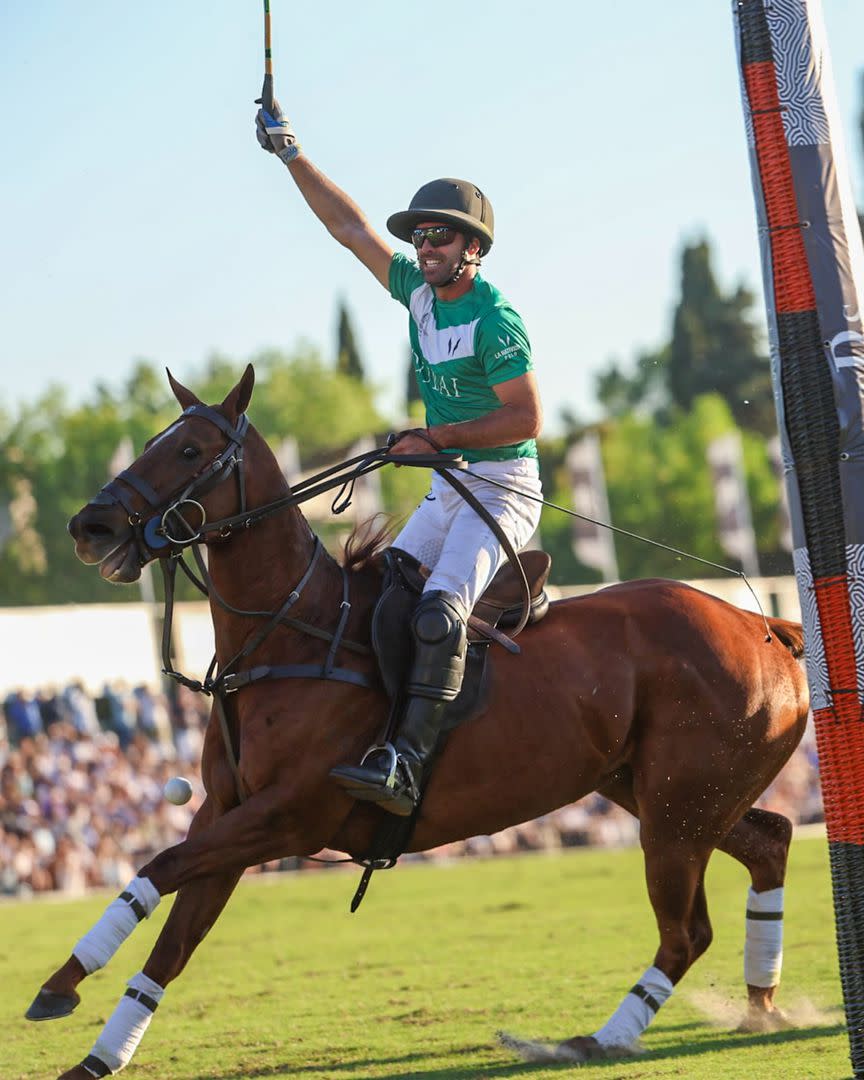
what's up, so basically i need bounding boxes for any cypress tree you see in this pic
[336,299,365,380]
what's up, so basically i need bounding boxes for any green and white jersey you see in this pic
[389,252,537,463]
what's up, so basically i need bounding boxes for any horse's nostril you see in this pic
[68,511,123,543]
[84,523,116,539]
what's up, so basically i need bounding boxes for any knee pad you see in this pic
[413,592,465,644]
[408,592,467,699]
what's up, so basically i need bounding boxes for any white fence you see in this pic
[0,576,803,697]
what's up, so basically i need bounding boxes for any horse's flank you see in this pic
[333,576,809,858]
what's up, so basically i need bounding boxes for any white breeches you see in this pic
[392,458,543,612]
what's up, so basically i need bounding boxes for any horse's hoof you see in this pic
[497,1031,636,1064]
[25,987,80,1022]
[558,1035,640,1061]
[736,1007,793,1034]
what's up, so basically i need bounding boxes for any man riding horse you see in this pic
[256,103,544,816]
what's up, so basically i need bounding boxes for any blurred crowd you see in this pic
[0,681,824,897]
[1,682,207,897]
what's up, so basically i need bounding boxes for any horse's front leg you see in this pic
[50,784,344,1077]
[55,865,243,1080]
[30,780,338,1017]
[139,776,346,894]
[26,797,220,1023]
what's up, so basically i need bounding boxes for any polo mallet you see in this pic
[260,0,275,114]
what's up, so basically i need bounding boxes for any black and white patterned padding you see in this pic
[846,544,864,691]
[793,544,864,712]
[766,0,830,147]
[793,546,830,710]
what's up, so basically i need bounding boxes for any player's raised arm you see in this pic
[255,104,393,289]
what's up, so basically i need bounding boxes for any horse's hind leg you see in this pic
[54,866,242,1080]
[506,771,711,1061]
[542,831,715,1064]
[718,807,792,1032]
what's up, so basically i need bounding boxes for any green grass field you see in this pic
[1,836,849,1080]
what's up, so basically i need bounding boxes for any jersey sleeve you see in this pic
[388,252,425,308]
[475,305,534,385]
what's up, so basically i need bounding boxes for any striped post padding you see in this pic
[733,0,864,1071]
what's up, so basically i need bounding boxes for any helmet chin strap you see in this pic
[441,243,481,287]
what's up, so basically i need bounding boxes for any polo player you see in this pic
[255,104,544,816]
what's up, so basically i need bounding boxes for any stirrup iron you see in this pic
[359,742,399,789]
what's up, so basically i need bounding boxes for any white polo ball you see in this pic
[163,776,193,805]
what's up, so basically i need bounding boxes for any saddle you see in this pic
[371,546,552,706]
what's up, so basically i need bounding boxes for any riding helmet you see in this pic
[387,178,495,256]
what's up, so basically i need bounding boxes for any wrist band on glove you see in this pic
[277,143,301,165]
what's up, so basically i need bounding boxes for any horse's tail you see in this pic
[767,616,806,658]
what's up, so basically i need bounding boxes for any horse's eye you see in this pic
[182,446,200,460]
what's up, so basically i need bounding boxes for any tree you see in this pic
[666,240,774,435]
[243,347,382,456]
[595,346,668,419]
[593,238,774,436]
[335,299,365,380]
[0,348,387,605]
[601,394,784,581]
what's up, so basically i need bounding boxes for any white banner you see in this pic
[108,436,135,478]
[707,431,760,576]
[566,432,618,581]
[767,435,794,553]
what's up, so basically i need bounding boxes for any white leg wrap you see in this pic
[86,971,165,1075]
[744,886,784,987]
[73,877,161,975]
[593,965,674,1049]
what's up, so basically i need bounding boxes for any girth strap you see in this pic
[221,664,372,693]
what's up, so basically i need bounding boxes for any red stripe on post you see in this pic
[743,61,816,313]
[812,573,864,845]
[813,574,861,724]
[814,704,864,846]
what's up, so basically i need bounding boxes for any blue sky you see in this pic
[2,1,862,431]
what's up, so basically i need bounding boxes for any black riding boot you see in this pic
[330,590,467,816]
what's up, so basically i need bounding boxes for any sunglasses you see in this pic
[411,225,458,249]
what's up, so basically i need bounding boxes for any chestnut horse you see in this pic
[32,366,808,1078]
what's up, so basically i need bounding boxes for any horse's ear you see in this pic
[221,364,255,420]
[167,369,202,410]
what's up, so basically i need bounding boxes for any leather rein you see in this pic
[94,406,531,799]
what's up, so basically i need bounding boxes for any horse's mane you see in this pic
[341,514,395,573]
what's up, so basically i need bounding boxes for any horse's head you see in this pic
[68,365,260,583]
